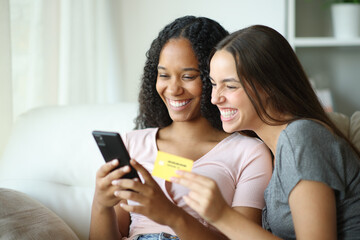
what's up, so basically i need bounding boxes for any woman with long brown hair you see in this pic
[174,25,360,240]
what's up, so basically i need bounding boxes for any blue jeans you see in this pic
[133,232,179,240]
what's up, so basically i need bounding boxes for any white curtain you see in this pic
[11,0,123,118]
[0,0,13,156]
[0,0,123,156]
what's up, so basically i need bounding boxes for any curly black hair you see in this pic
[134,16,229,130]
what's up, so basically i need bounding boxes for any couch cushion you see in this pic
[350,111,360,151]
[328,111,350,138]
[0,188,79,240]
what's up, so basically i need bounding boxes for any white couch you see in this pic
[0,103,359,240]
[0,103,138,240]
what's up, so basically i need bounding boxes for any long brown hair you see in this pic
[212,25,360,158]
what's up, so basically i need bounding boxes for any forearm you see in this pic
[212,205,281,240]
[89,201,121,240]
[170,209,228,240]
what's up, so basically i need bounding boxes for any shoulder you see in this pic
[122,128,158,146]
[229,132,266,146]
[275,119,354,194]
[224,133,272,166]
[278,119,335,157]
[282,119,333,142]
[278,119,339,155]
[229,132,270,154]
[124,128,158,139]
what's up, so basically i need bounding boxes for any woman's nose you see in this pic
[168,78,183,95]
[211,88,225,104]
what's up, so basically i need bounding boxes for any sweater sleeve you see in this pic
[232,141,273,209]
[277,120,347,198]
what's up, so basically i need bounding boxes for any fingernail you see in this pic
[111,159,118,165]
[123,166,130,172]
[114,191,120,196]
[112,180,120,185]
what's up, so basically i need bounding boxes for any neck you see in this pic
[164,117,227,141]
[255,123,288,157]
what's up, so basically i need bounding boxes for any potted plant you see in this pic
[330,0,360,38]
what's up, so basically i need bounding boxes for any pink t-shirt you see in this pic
[122,128,272,239]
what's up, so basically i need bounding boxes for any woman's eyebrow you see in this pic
[157,66,199,72]
[222,78,238,83]
[209,76,239,83]
[182,67,200,72]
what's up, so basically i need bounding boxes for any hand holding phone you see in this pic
[92,130,139,179]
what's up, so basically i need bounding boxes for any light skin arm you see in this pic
[89,160,132,240]
[289,180,337,240]
[114,159,228,240]
[180,174,263,225]
[172,171,280,240]
[174,171,338,240]
[232,206,262,225]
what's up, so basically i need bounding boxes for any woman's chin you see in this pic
[222,124,239,133]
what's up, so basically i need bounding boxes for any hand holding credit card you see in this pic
[152,151,193,181]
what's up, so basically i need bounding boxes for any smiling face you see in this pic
[156,38,202,123]
[210,50,261,133]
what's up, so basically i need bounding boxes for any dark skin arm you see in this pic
[113,159,228,240]
[89,160,132,240]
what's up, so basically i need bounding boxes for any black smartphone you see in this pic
[92,130,139,179]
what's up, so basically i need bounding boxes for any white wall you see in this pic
[0,0,13,157]
[116,0,287,101]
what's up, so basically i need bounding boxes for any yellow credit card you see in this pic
[152,151,194,181]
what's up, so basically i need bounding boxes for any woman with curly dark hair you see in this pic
[90,16,272,240]
[135,16,225,130]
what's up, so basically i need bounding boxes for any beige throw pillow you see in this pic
[0,188,79,240]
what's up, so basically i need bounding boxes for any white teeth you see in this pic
[169,99,190,108]
[220,109,237,117]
